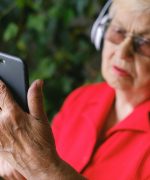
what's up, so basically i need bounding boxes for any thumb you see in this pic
[27,79,46,120]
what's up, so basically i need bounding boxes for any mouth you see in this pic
[112,66,130,76]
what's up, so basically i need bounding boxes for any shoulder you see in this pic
[70,81,108,96]
[51,82,115,171]
[51,81,113,132]
[61,81,109,109]
[51,81,109,129]
[51,82,110,171]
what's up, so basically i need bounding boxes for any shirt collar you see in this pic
[107,100,150,134]
[104,86,150,136]
[84,82,150,137]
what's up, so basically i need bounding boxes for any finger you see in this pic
[27,79,46,120]
[13,170,26,180]
[0,80,18,111]
[2,172,16,180]
[4,175,16,180]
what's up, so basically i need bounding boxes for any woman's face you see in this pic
[102,5,150,95]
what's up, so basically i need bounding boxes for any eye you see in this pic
[105,25,126,44]
[134,37,150,57]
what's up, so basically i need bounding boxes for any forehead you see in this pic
[111,3,150,34]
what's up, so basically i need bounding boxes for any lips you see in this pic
[113,66,130,76]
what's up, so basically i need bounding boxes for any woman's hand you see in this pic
[0,156,26,180]
[0,79,59,179]
[0,79,86,180]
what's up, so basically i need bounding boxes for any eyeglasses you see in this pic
[104,21,150,58]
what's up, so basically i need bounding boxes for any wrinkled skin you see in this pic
[0,80,85,180]
[0,156,26,180]
[0,79,59,179]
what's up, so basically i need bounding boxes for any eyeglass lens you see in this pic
[104,23,150,57]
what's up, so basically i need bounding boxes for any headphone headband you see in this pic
[91,0,112,50]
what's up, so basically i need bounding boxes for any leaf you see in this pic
[17,38,27,51]
[63,8,75,25]
[15,0,26,8]
[3,23,18,41]
[27,14,46,33]
[76,0,89,15]
[30,58,56,80]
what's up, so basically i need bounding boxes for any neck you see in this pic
[114,88,150,121]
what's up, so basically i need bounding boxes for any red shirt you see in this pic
[52,82,150,179]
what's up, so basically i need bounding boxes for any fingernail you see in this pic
[39,79,44,88]
[36,79,44,90]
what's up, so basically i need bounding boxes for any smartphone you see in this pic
[0,52,29,112]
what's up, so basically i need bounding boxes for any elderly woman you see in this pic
[0,0,150,179]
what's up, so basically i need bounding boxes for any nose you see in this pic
[115,37,134,61]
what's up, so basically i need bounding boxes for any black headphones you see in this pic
[91,0,112,50]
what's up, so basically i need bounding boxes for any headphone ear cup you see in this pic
[91,15,109,50]
[91,0,112,51]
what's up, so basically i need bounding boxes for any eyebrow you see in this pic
[111,19,123,26]
[112,19,150,37]
[138,30,150,36]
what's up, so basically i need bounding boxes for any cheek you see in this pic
[101,55,109,79]
[102,42,111,60]
[135,61,150,87]
[136,57,150,73]
[101,42,114,76]
[141,67,150,77]
[102,41,115,63]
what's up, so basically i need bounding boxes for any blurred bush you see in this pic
[0,0,103,119]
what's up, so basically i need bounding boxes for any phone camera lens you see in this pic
[0,59,5,64]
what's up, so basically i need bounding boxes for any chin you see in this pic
[105,76,133,91]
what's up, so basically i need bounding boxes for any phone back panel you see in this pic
[0,52,29,112]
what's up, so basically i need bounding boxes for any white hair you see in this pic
[109,0,150,18]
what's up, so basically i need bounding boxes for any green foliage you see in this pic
[0,0,103,119]
[3,23,19,41]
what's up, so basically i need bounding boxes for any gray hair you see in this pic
[109,0,150,18]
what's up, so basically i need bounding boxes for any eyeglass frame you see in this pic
[103,19,150,58]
